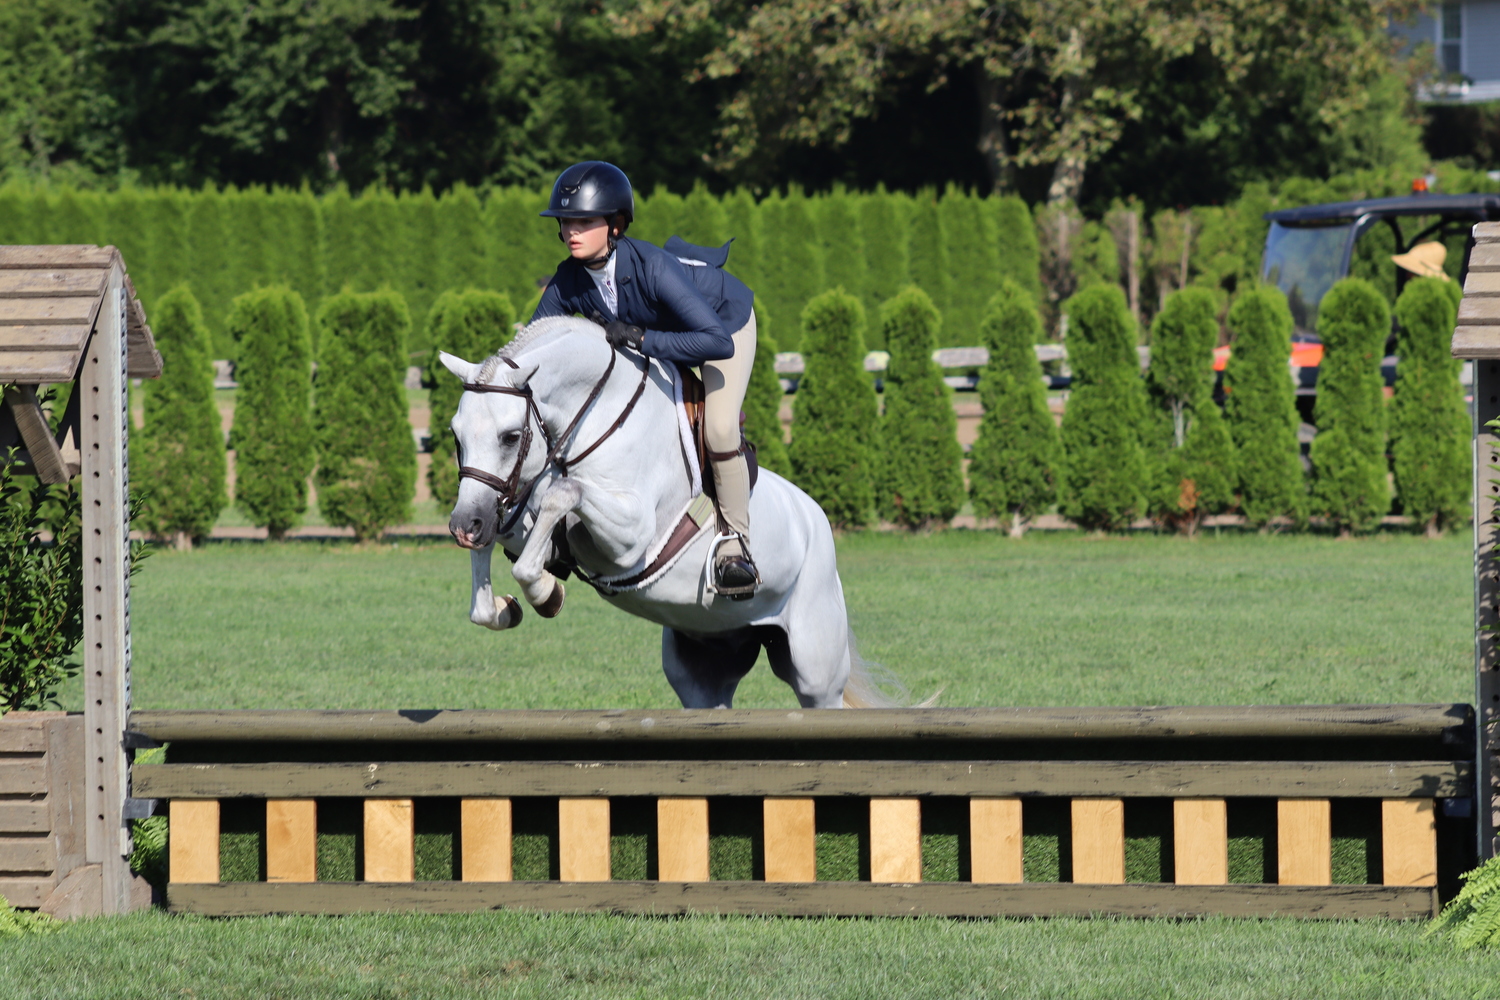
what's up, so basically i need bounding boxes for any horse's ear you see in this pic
[439,352,478,383]
[505,363,539,387]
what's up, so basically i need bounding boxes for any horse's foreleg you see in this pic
[512,479,583,617]
[469,543,524,630]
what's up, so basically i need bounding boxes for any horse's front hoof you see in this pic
[535,581,565,618]
[476,594,523,630]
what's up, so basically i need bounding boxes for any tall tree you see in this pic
[1223,286,1306,528]
[1391,277,1468,536]
[423,289,516,510]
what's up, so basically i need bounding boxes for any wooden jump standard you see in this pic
[130,704,1470,918]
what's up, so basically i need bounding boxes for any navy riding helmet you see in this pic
[540,161,635,223]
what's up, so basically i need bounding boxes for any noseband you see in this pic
[457,348,648,536]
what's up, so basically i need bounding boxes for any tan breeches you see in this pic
[702,311,757,546]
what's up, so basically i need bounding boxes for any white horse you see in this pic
[443,315,874,709]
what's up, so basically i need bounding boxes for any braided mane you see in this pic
[473,315,602,385]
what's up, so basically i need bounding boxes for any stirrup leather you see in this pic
[703,531,760,598]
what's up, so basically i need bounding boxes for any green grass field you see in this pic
[14,529,1500,998]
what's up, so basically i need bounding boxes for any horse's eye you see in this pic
[502,431,522,446]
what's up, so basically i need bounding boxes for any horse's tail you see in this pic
[841,631,941,709]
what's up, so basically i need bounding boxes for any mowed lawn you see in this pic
[16,529,1500,999]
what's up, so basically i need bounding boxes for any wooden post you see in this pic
[1382,799,1438,887]
[82,265,134,913]
[1277,799,1331,885]
[460,798,512,882]
[763,797,815,882]
[969,798,1023,883]
[1071,798,1125,883]
[168,800,219,884]
[1173,799,1228,885]
[265,800,317,883]
[869,798,922,883]
[657,797,709,882]
[558,798,610,881]
[363,799,414,882]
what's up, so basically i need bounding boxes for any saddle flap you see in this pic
[675,364,758,503]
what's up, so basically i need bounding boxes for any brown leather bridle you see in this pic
[457,349,649,536]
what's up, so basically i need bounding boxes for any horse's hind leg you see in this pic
[762,618,850,710]
[662,628,761,708]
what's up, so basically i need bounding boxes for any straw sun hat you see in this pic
[1390,241,1450,281]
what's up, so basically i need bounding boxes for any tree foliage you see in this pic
[423,288,515,510]
[789,289,878,527]
[136,286,227,546]
[876,286,964,528]
[967,280,1059,533]
[1223,286,1306,527]
[1391,276,1468,535]
[313,289,417,540]
[229,285,315,539]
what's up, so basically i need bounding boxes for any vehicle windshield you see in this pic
[1260,222,1355,339]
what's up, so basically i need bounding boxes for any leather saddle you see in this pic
[675,363,758,500]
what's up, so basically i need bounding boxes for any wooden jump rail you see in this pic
[129,705,1473,919]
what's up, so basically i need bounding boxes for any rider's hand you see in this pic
[604,321,645,351]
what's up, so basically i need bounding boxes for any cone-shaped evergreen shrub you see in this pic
[940,186,999,345]
[1310,278,1391,534]
[994,196,1042,306]
[723,189,764,295]
[968,280,1060,534]
[759,190,824,350]
[1224,287,1306,527]
[1145,287,1237,532]
[907,193,952,324]
[676,183,729,247]
[136,287,226,547]
[789,290,879,527]
[1058,285,1149,530]
[230,286,315,539]
[743,304,791,477]
[424,289,516,510]
[858,188,910,349]
[818,190,869,329]
[876,287,964,528]
[1392,276,1469,534]
[314,290,417,541]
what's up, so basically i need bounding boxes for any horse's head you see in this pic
[442,350,541,550]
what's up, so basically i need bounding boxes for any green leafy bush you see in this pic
[1057,284,1149,531]
[0,897,58,938]
[135,287,227,548]
[968,281,1060,534]
[876,287,964,528]
[229,286,315,540]
[1429,855,1500,949]
[314,289,418,541]
[1223,286,1306,527]
[789,290,878,527]
[423,289,515,510]
[1310,277,1391,535]
[1391,276,1468,535]
[742,304,791,477]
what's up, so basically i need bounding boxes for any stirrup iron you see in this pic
[703,531,760,599]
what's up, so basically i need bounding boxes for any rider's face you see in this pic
[560,216,611,260]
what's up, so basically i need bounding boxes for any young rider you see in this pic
[531,161,761,599]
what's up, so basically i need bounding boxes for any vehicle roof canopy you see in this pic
[1265,193,1500,226]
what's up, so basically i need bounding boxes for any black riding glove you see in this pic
[604,321,645,352]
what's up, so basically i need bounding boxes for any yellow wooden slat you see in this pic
[870,798,922,883]
[763,797,816,882]
[969,798,1023,883]
[558,798,611,881]
[265,800,317,883]
[1071,798,1125,884]
[169,800,220,884]
[1277,799,1331,885]
[363,799,414,882]
[657,797,709,882]
[1381,798,1437,887]
[1173,799,1228,885]
[460,798,512,882]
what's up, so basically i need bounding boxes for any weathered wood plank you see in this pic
[869,798,922,883]
[0,877,53,908]
[132,759,1473,800]
[1452,326,1500,358]
[1467,271,1500,295]
[165,880,1440,920]
[169,800,220,884]
[127,705,1472,745]
[558,798,610,882]
[0,297,98,326]
[0,325,92,352]
[0,801,51,834]
[1459,297,1500,326]
[0,713,59,752]
[1381,798,1437,887]
[1173,798,1228,885]
[0,270,107,298]
[969,798,1022,883]
[460,798,511,882]
[4,384,69,483]
[0,836,55,874]
[0,348,83,382]
[1278,799,1331,886]
[763,797,815,882]
[0,246,115,270]
[364,799,414,883]
[1072,799,1125,884]
[656,797,709,882]
[1470,241,1500,271]
[265,800,317,883]
[0,759,47,795]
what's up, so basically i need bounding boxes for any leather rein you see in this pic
[457,348,649,536]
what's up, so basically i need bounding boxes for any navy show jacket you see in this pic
[531,236,754,366]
